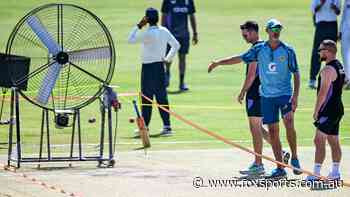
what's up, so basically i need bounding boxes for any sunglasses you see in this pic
[318,48,327,52]
[270,27,282,33]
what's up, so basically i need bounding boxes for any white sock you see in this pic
[331,162,340,175]
[313,163,322,175]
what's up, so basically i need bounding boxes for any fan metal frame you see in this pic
[5,3,116,111]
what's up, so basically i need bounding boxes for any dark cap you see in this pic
[145,7,159,21]
[240,20,259,32]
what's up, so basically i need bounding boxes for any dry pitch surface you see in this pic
[1,147,350,197]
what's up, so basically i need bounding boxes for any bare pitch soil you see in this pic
[1,147,350,197]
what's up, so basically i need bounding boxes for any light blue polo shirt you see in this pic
[240,41,299,98]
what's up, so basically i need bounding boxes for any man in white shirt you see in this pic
[309,0,341,89]
[340,0,350,89]
[128,8,180,136]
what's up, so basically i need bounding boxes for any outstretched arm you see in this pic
[208,55,243,73]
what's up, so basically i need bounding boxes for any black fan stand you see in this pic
[5,3,117,169]
[0,89,11,127]
[7,85,118,168]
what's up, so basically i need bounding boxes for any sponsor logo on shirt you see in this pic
[279,55,287,63]
[267,62,278,74]
[173,7,189,13]
[171,0,176,4]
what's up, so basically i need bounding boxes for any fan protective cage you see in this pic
[6,3,116,111]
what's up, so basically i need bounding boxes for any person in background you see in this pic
[128,8,180,136]
[340,0,350,89]
[309,0,341,89]
[161,0,198,92]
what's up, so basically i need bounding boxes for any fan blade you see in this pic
[27,16,63,105]
[68,46,110,62]
[36,62,61,105]
[26,15,60,54]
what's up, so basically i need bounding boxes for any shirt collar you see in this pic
[148,25,159,30]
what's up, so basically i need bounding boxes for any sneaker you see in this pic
[159,127,173,136]
[282,150,290,164]
[239,163,265,175]
[179,83,189,92]
[305,175,320,182]
[291,158,303,175]
[308,80,317,89]
[265,168,287,179]
[327,172,341,180]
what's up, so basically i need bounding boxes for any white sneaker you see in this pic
[327,172,341,180]
[305,175,320,182]
[239,163,265,175]
[159,127,173,136]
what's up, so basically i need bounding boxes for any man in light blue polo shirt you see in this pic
[241,19,302,178]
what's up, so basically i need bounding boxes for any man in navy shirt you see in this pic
[161,0,198,92]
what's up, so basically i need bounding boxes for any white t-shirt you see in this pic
[128,25,180,64]
[311,0,341,23]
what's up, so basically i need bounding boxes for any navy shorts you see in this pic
[167,37,190,54]
[314,115,343,136]
[245,97,262,117]
[261,95,292,124]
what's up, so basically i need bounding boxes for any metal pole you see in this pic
[77,110,82,160]
[0,88,5,121]
[99,102,105,160]
[107,107,113,160]
[69,112,76,158]
[46,109,51,160]
[14,89,21,168]
[38,109,45,165]
[7,88,14,166]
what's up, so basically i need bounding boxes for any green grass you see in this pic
[0,0,349,154]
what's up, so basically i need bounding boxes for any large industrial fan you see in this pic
[5,3,118,168]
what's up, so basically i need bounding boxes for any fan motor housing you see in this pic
[55,52,69,65]
[54,110,74,128]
